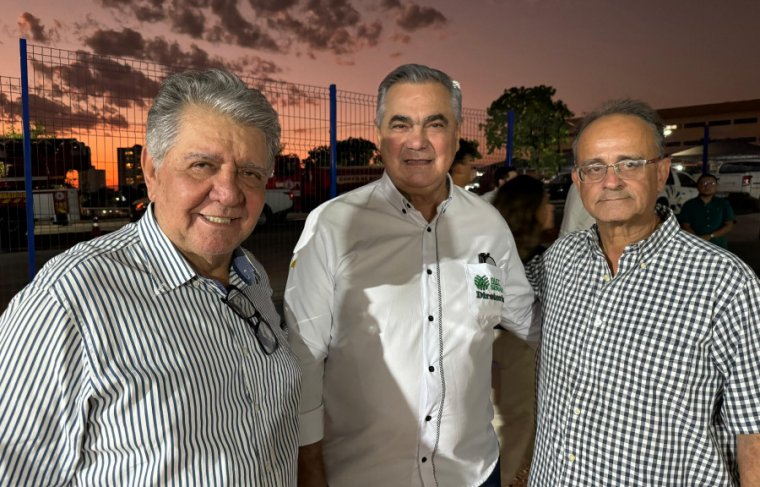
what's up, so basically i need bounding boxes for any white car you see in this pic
[258,188,294,225]
[657,169,699,215]
[715,159,760,200]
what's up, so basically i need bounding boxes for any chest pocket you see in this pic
[465,263,505,327]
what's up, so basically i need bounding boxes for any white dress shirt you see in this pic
[285,173,535,487]
[558,183,595,236]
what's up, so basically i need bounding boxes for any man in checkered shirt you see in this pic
[527,98,760,486]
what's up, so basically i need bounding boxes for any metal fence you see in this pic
[1,41,505,306]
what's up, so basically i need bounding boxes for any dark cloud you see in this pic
[381,0,402,9]
[397,3,447,31]
[26,93,129,129]
[98,0,166,22]
[209,0,280,50]
[304,0,361,27]
[82,28,282,78]
[248,0,298,12]
[170,5,206,38]
[18,12,58,43]
[83,28,145,58]
[357,21,383,47]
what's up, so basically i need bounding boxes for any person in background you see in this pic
[0,69,301,486]
[490,174,553,484]
[449,137,481,188]
[558,182,595,236]
[285,63,536,487]
[678,173,735,248]
[482,165,519,203]
[527,98,760,486]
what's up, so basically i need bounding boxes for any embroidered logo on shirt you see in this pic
[474,275,504,302]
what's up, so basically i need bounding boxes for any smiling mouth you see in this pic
[202,215,235,224]
[404,158,432,165]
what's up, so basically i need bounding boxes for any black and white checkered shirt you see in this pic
[527,208,760,486]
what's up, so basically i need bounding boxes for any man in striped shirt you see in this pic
[0,69,300,486]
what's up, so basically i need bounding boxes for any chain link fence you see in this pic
[1,42,505,307]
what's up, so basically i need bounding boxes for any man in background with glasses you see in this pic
[285,64,536,487]
[526,98,760,485]
[0,69,300,485]
[678,173,735,248]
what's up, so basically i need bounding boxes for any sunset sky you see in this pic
[5,0,760,115]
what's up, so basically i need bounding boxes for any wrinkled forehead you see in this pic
[577,114,658,160]
[382,82,455,122]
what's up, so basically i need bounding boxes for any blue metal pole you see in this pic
[19,38,36,280]
[702,125,710,174]
[329,84,337,200]
[506,109,515,168]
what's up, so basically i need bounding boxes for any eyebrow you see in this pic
[183,151,223,163]
[387,113,449,126]
[579,154,645,165]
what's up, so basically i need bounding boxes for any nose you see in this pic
[209,166,244,206]
[601,164,624,188]
[405,126,430,151]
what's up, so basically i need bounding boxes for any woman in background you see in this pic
[490,174,554,486]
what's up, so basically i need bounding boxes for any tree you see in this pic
[305,137,379,167]
[482,85,573,174]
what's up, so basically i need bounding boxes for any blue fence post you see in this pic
[329,84,337,199]
[19,38,36,280]
[505,109,515,168]
[702,125,710,174]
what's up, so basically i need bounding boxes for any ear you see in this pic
[142,147,158,201]
[571,167,582,188]
[656,157,671,192]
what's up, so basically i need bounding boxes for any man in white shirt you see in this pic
[285,64,536,487]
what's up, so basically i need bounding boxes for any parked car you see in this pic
[658,169,699,214]
[715,159,760,200]
[131,189,295,225]
[546,172,573,202]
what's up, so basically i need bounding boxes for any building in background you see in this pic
[117,144,143,188]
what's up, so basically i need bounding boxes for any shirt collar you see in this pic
[137,203,259,294]
[378,171,454,220]
[584,205,678,261]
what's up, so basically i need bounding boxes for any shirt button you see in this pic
[402,208,407,214]
[640,262,647,269]
[428,366,435,372]
[427,269,432,275]
[425,415,432,421]
[574,407,581,416]
[568,453,576,463]
[426,227,432,232]
[593,318,603,327]
[421,457,428,463]
[602,274,610,282]
[428,315,434,322]
[241,346,250,355]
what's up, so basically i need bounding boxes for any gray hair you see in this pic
[375,63,462,128]
[146,68,281,170]
[572,98,665,160]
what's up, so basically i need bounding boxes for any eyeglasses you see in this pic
[575,158,661,183]
[222,284,279,355]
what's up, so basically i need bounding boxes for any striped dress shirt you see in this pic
[0,206,300,486]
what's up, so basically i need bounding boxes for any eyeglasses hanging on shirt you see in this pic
[222,284,280,355]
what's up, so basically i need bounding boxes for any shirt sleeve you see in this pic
[711,275,760,435]
[284,214,335,446]
[498,230,539,345]
[0,284,89,485]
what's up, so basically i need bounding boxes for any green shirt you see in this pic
[678,196,735,248]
